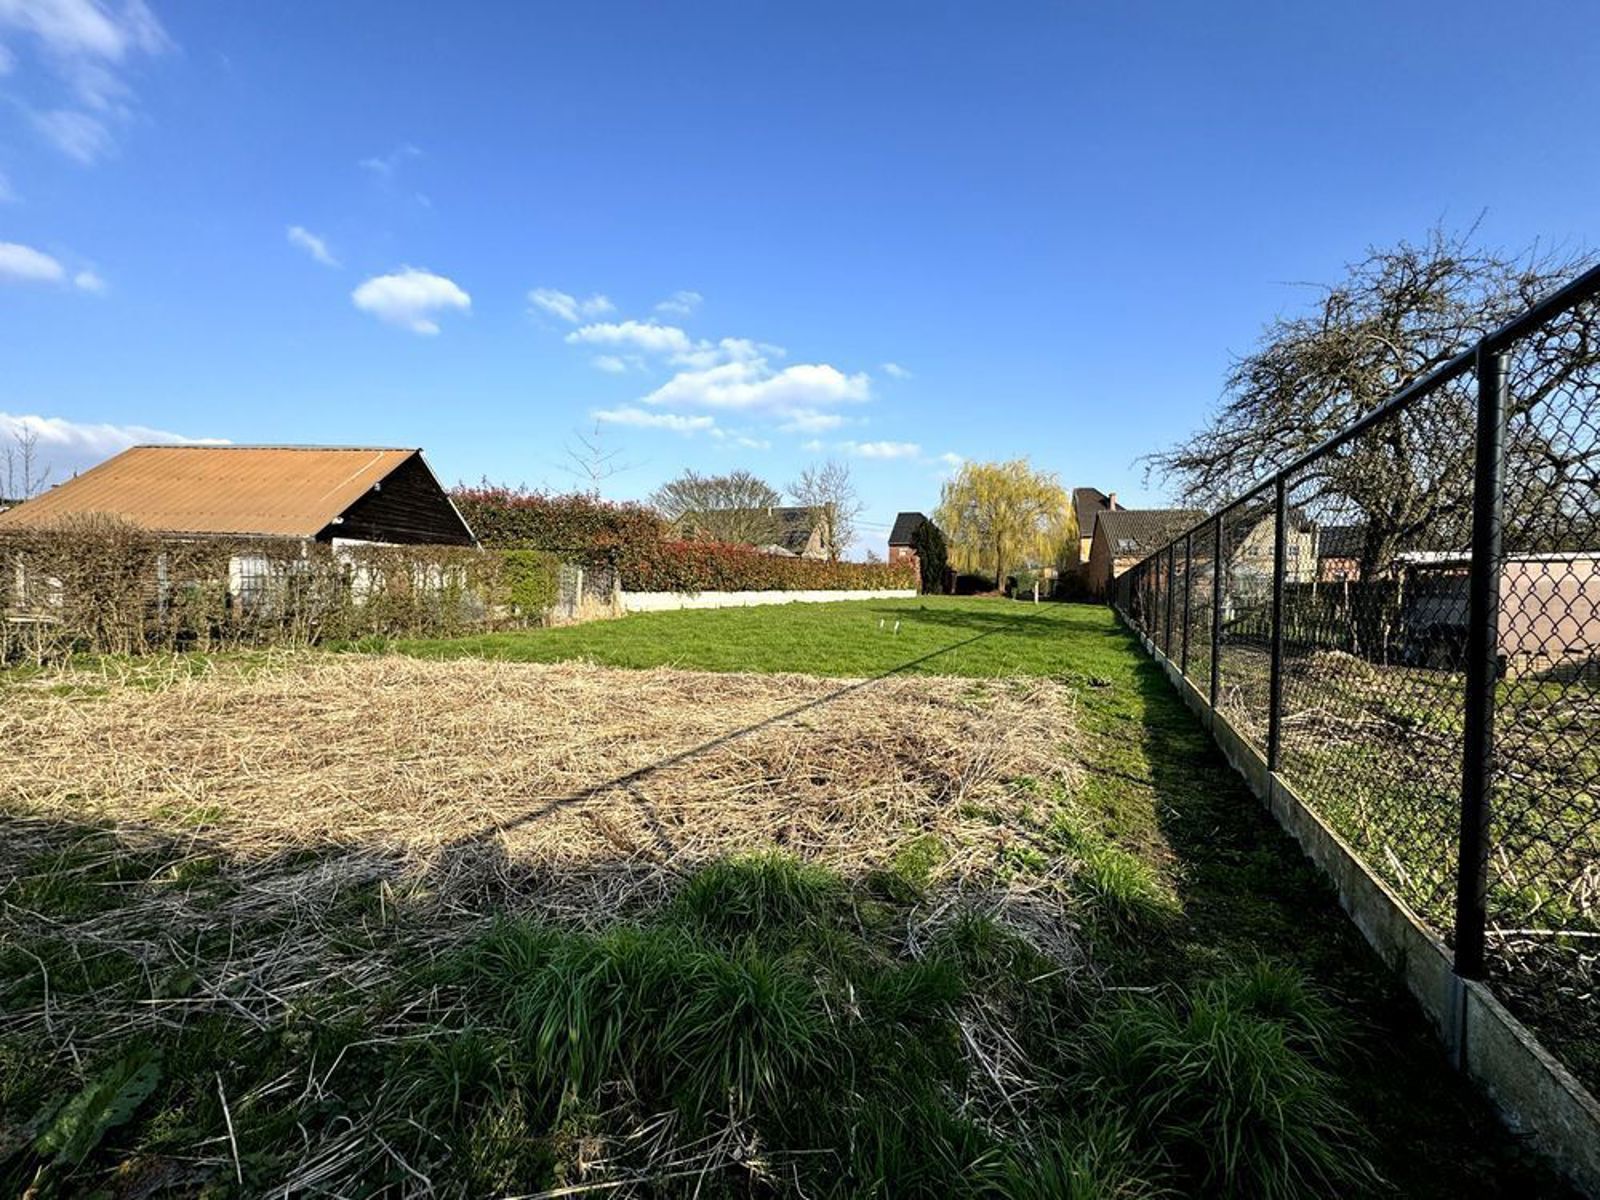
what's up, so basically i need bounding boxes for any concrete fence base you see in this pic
[1119,611,1600,1196]
[620,588,916,613]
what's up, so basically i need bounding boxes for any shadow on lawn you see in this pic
[452,625,1005,850]
[862,599,1113,640]
[1093,618,1576,1199]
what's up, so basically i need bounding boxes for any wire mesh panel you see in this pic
[1107,265,1600,1102]
[1158,547,1171,659]
[1186,522,1216,694]
[1489,314,1600,1090]
[1273,374,1477,929]
[1214,485,1276,750]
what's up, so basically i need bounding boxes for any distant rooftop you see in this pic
[1095,507,1206,556]
[888,511,930,545]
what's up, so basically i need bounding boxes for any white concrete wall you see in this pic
[621,588,916,613]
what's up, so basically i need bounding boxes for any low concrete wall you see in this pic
[1121,611,1600,1197]
[621,588,917,613]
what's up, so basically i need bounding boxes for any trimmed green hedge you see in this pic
[498,549,561,618]
[618,541,917,593]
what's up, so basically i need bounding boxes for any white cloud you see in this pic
[0,241,103,291]
[881,362,912,380]
[31,107,112,162]
[655,289,702,317]
[840,440,921,460]
[286,224,339,267]
[592,406,715,434]
[566,319,694,357]
[0,240,65,283]
[0,0,168,64]
[1,410,227,477]
[777,409,847,434]
[591,355,629,374]
[359,143,421,177]
[643,359,871,414]
[669,336,772,370]
[1,0,172,163]
[351,267,470,335]
[0,169,16,203]
[801,439,824,452]
[529,287,614,324]
[938,452,964,468]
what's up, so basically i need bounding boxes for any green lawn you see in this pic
[378,596,1128,678]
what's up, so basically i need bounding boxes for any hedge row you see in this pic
[451,485,668,560]
[454,485,922,594]
[0,516,562,664]
[616,541,917,593]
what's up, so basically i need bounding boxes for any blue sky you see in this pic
[1,1,1596,554]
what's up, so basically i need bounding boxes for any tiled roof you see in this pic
[1317,524,1366,558]
[1072,487,1113,539]
[888,511,928,545]
[1095,507,1207,556]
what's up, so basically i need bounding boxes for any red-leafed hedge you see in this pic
[451,485,669,560]
[454,484,915,594]
[618,541,917,593]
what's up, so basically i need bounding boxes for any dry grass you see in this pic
[1,654,1092,1193]
[1,653,1077,920]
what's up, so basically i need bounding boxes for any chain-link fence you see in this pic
[1114,264,1600,1098]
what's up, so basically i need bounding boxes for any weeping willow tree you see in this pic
[934,459,1074,588]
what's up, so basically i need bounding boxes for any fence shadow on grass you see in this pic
[860,600,1109,641]
[1084,620,1571,1197]
[446,625,1006,853]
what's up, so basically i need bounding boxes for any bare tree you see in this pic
[560,422,635,488]
[787,459,862,561]
[3,426,53,501]
[1144,227,1600,577]
[649,468,783,545]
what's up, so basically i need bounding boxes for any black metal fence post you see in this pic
[1181,532,1192,676]
[1454,345,1508,980]
[1164,544,1176,656]
[1267,478,1287,772]
[1210,518,1223,708]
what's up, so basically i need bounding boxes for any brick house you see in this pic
[887,511,931,566]
[1070,487,1118,578]
[1086,507,1206,597]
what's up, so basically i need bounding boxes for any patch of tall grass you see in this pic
[3,848,1373,1198]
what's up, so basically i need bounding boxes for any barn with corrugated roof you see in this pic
[0,445,475,546]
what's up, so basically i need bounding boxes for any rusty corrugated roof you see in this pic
[0,445,419,537]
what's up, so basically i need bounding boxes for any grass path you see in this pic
[382,597,1571,1196]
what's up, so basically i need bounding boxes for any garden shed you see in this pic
[0,444,475,546]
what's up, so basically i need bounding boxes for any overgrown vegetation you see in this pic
[0,515,561,664]
[0,599,1571,1196]
[0,823,1371,1198]
[371,597,1571,1195]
